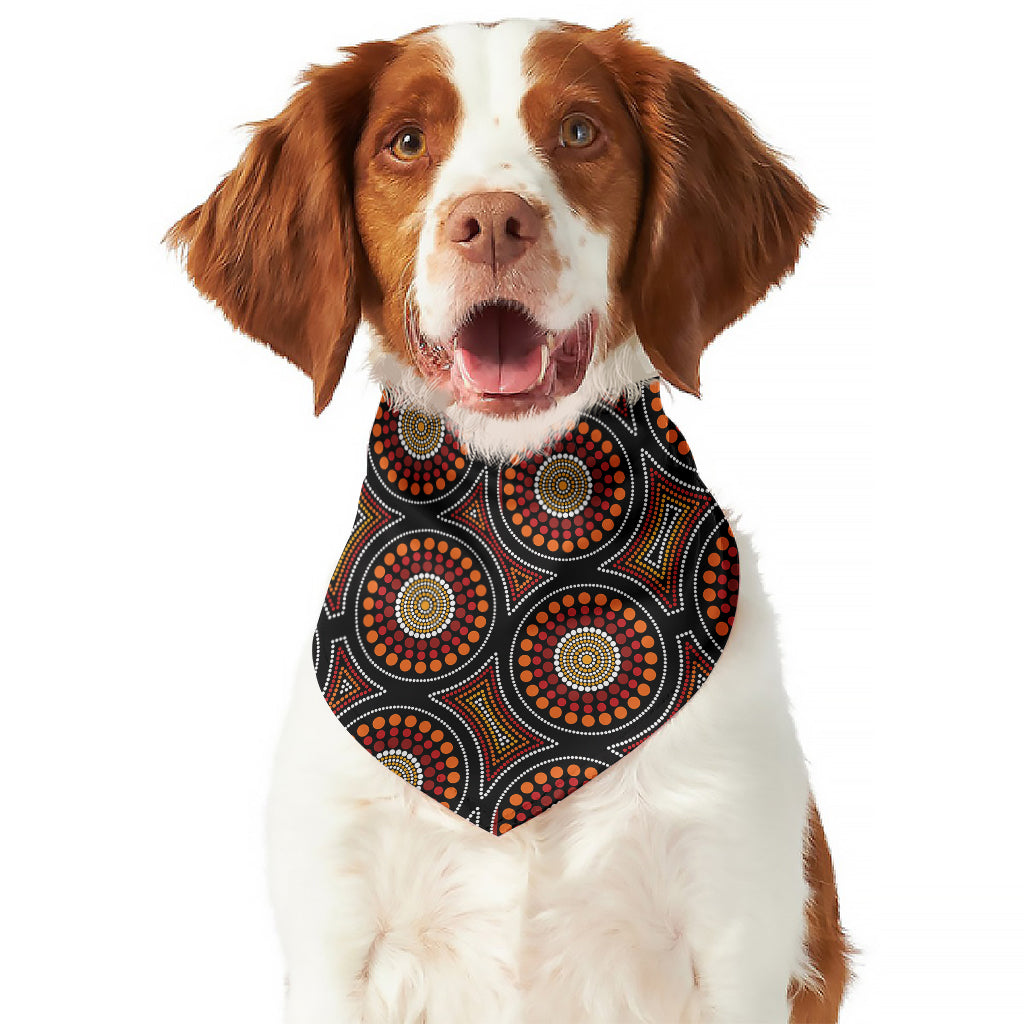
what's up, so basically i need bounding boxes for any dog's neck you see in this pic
[367,333,658,462]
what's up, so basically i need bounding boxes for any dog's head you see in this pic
[168,19,817,453]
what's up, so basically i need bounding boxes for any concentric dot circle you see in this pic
[492,760,603,834]
[553,627,621,691]
[515,590,664,730]
[371,400,467,497]
[362,536,491,675]
[500,421,628,555]
[376,748,423,787]
[395,573,455,638]
[700,526,740,639]
[353,712,465,808]
[534,453,593,518]
[397,408,444,461]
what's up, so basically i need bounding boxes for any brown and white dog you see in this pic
[168,18,850,1023]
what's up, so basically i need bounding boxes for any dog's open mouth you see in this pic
[414,300,594,414]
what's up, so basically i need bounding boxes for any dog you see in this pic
[167,18,851,1023]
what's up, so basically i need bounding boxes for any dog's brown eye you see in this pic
[389,127,427,162]
[559,114,598,149]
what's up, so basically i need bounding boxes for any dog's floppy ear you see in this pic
[589,24,820,394]
[165,41,398,414]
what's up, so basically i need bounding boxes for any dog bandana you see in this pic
[312,380,739,835]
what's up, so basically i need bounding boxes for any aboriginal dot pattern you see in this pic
[313,381,738,835]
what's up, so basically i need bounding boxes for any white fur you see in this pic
[410,21,614,362]
[268,20,816,1023]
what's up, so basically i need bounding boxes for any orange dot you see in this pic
[598,713,612,725]
[366,630,378,644]
[448,771,460,783]
[708,606,720,619]
[564,712,578,724]
[578,537,589,549]
[372,717,385,729]
[627,696,641,709]
[641,635,655,648]
[430,659,442,672]
[509,793,523,805]
[404,715,417,727]
[716,622,730,636]
[397,478,408,491]
[535,773,548,785]
[550,766,563,778]
[498,822,512,834]
[614,706,628,719]
[399,660,412,673]
[521,781,534,793]
[637,683,651,697]
[446,756,459,768]
[502,808,515,819]
[703,570,717,584]
[444,787,457,799]
[445,653,458,666]
[584,766,598,779]
[388,713,402,726]
[582,714,595,727]
[624,606,636,620]
[666,429,677,443]
[385,653,398,667]
[708,553,721,567]
[374,644,386,657]
[419,720,431,733]
[537,697,549,709]
[656,414,668,429]
[439,741,453,753]
[567,764,581,777]
[703,588,717,601]
[549,706,562,718]
[431,730,444,742]
[717,538,730,551]
[579,422,589,434]
[547,539,559,552]
[356,724,369,737]
[533,534,544,546]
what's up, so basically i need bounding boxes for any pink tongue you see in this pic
[454,305,547,394]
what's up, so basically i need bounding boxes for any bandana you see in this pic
[312,380,738,836]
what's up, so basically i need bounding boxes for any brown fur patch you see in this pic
[790,800,854,1023]
[353,38,461,359]
[165,40,401,414]
[575,22,821,394]
[521,29,645,354]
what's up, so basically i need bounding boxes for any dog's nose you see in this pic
[445,191,542,269]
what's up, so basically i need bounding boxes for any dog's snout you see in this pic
[445,191,542,269]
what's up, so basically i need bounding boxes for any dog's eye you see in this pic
[389,127,427,162]
[559,114,598,149]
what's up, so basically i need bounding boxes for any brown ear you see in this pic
[589,25,820,394]
[165,41,398,414]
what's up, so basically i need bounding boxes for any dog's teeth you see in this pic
[537,343,550,384]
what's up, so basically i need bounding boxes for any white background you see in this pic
[2,1,1021,1020]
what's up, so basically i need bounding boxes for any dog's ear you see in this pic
[165,41,398,414]
[588,24,820,395]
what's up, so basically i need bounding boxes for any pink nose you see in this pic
[445,191,542,269]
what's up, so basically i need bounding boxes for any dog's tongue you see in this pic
[454,305,547,394]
